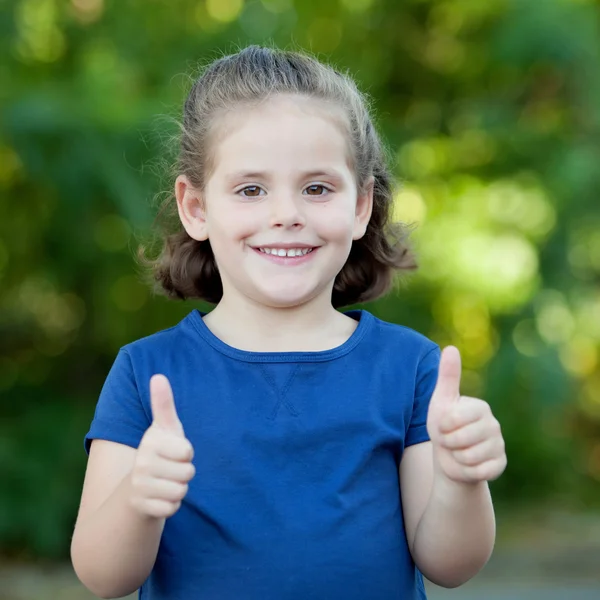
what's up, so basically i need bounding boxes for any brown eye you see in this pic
[305,184,327,196]
[241,186,263,197]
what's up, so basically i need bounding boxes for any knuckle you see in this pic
[456,447,477,466]
[443,432,457,448]
[463,449,479,466]
[455,431,468,448]
[156,499,180,517]
[497,453,507,470]
[169,437,190,457]
[134,498,156,518]
[164,482,187,502]
[498,437,506,453]
[481,399,492,413]
[475,463,494,481]
[142,500,157,517]
[183,441,194,460]
[152,500,174,518]
[178,483,189,500]
[185,464,196,480]
[473,397,489,410]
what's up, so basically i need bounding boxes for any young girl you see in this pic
[71,46,507,599]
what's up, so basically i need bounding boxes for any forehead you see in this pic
[209,95,352,175]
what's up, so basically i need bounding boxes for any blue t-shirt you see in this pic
[84,309,440,600]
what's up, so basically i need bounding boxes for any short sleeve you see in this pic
[405,344,441,448]
[83,349,151,455]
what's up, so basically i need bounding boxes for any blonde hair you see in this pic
[144,45,416,307]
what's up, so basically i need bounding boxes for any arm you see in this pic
[400,442,495,588]
[71,375,195,599]
[70,440,165,599]
[400,345,506,588]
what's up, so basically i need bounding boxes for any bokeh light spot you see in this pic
[574,295,600,341]
[513,319,543,357]
[423,34,465,74]
[559,337,598,378]
[206,0,244,23]
[399,139,440,178]
[456,233,539,310]
[71,0,104,24]
[581,376,600,420]
[535,290,575,345]
[487,179,556,239]
[340,0,375,13]
[0,146,24,187]
[260,0,291,13]
[393,187,427,224]
[14,0,66,63]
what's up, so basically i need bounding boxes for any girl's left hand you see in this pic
[426,346,507,485]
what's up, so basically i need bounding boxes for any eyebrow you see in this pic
[225,169,346,184]
[225,171,267,183]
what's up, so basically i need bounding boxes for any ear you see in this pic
[352,176,374,241]
[175,175,208,241]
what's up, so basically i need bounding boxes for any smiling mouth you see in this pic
[256,247,315,258]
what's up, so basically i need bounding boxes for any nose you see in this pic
[269,194,306,229]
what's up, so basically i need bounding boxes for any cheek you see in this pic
[209,205,259,243]
[315,205,356,240]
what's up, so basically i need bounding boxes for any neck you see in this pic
[202,292,356,353]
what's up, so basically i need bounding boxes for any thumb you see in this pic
[150,374,183,434]
[430,346,462,405]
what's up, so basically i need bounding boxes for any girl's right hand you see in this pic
[129,374,195,519]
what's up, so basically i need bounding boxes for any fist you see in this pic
[130,374,195,519]
[427,347,507,485]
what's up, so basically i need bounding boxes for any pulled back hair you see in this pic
[144,45,417,308]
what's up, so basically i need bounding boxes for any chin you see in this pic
[260,296,314,310]
[254,286,325,309]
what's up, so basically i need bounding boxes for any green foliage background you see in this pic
[1,0,600,560]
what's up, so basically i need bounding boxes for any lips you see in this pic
[250,244,319,264]
[257,247,314,258]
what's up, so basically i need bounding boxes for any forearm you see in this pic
[411,476,496,588]
[71,473,165,599]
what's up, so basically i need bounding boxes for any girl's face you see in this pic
[176,94,373,310]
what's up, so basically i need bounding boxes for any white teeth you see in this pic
[258,247,313,257]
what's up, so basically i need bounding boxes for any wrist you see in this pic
[432,469,487,501]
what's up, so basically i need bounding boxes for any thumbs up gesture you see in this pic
[129,375,195,519]
[426,347,507,485]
